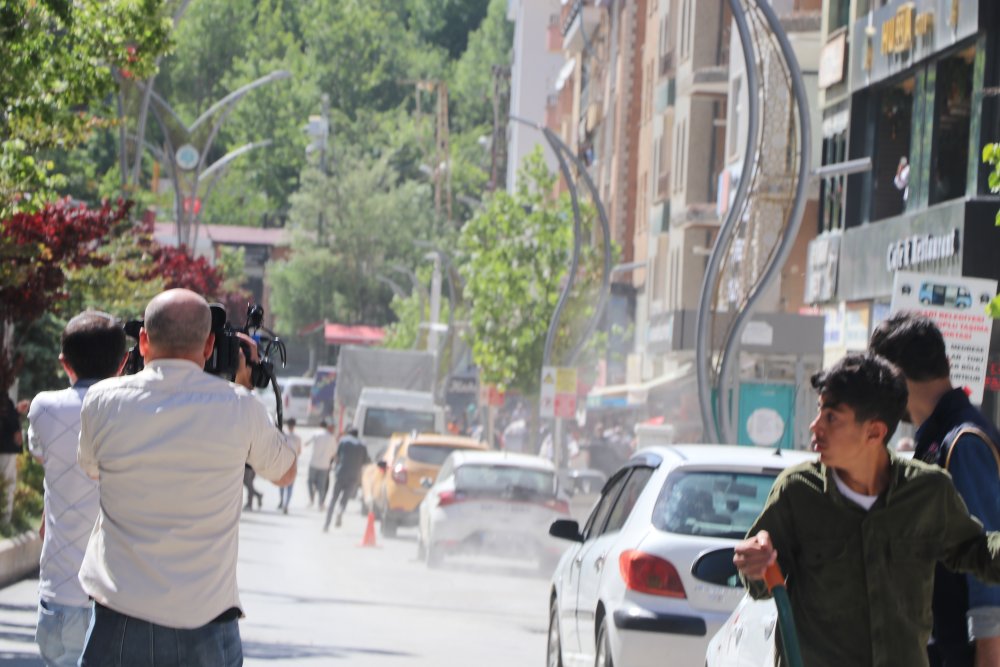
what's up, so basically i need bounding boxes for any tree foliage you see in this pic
[458,151,608,395]
[0,0,172,212]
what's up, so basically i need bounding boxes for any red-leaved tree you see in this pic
[0,199,133,390]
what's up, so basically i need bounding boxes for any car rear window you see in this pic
[408,444,475,466]
[455,465,555,499]
[651,471,778,539]
[363,408,438,439]
[290,384,311,398]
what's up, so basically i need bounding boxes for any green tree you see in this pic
[450,0,513,132]
[982,143,1000,317]
[404,0,491,60]
[458,150,608,396]
[0,0,172,212]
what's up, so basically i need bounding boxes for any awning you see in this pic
[324,324,385,346]
[586,361,695,408]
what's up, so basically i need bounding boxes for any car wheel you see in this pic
[595,617,613,667]
[547,599,563,667]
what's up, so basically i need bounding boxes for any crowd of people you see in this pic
[5,286,1000,666]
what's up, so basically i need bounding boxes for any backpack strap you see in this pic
[943,424,1000,475]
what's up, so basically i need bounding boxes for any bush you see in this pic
[0,452,44,539]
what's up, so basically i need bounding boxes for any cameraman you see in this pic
[77,288,295,667]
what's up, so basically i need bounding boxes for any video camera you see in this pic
[122,302,288,423]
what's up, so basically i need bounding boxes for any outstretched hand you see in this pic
[733,530,778,581]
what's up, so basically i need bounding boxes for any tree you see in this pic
[450,0,513,132]
[404,0,491,60]
[0,199,133,390]
[982,143,1000,318]
[458,150,607,396]
[0,0,172,213]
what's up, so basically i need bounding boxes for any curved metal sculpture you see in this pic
[508,116,613,371]
[695,0,813,443]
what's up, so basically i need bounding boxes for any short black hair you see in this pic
[810,353,907,445]
[62,310,127,380]
[285,418,296,427]
[346,427,359,437]
[869,312,949,381]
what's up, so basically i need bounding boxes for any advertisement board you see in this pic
[890,271,997,404]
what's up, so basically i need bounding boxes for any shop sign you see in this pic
[844,305,871,351]
[881,4,914,55]
[540,366,578,419]
[819,31,847,89]
[805,234,841,303]
[885,229,959,273]
[891,271,998,404]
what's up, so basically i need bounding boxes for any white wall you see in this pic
[506,0,565,191]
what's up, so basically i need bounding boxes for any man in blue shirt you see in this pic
[871,312,1000,667]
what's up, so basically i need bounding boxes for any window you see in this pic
[828,0,849,32]
[407,444,475,466]
[582,470,630,540]
[363,408,437,438]
[679,0,691,62]
[454,465,555,498]
[871,77,914,221]
[652,470,779,539]
[930,48,975,205]
[820,131,847,232]
[603,468,654,534]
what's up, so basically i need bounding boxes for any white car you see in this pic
[280,376,313,423]
[706,593,778,667]
[417,450,571,569]
[546,445,815,667]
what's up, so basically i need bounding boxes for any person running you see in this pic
[324,427,369,531]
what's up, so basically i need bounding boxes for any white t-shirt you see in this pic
[833,471,879,511]
[28,382,100,607]
[77,359,296,628]
[306,432,337,470]
[285,431,302,457]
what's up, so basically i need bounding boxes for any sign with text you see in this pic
[891,271,998,404]
[540,366,557,418]
[478,383,505,408]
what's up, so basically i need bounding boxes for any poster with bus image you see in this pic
[891,271,997,404]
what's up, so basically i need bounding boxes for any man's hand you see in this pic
[233,332,258,389]
[733,530,777,581]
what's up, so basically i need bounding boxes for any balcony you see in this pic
[547,14,563,52]
[659,51,674,77]
[690,65,728,98]
[562,0,602,54]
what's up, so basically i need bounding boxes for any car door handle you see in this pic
[573,555,584,567]
[594,555,605,572]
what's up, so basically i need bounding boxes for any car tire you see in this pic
[547,599,563,667]
[595,617,614,667]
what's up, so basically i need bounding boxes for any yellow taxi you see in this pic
[373,433,486,536]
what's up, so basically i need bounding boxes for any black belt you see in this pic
[94,602,241,625]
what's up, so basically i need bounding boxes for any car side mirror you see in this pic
[377,461,388,471]
[691,547,741,588]
[549,518,583,543]
[420,477,434,489]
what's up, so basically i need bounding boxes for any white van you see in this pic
[352,388,445,459]
[281,377,313,423]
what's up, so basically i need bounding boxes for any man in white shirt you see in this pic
[304,420,337,510]
[77,289,296,667]
[28,310,126,667]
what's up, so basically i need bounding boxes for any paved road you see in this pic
[0,427,553,666]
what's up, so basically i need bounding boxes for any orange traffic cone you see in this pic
[358,511,378,548]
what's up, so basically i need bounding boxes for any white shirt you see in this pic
[833,471,879,511]
[306,432,337,470]
[285,431,302,457]
[28,382,100,607]
[77,359,295,628]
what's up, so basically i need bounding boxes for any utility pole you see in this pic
[305,94,331,245]
[434,82,453,225]
[426,251,443,355]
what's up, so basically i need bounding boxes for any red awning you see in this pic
[324,323,385,346]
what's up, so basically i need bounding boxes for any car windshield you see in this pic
[408,444,476,466]
[455,464,555,499]
[651,470,778,539]
[363,408,437,439]
[290,384,311,398]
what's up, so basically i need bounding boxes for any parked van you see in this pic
[352,388,445,460]
[281,377,313,423]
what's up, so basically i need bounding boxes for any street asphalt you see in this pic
[0,427,553,666]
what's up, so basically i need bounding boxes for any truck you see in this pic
[333,346,444,459]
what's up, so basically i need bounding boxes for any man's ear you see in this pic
[867,419,889,446]
[139,328,150,358]
[202,333,215,362]
[58,354,79,384]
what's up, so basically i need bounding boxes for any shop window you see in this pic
[827,0,849,32]
[820,132,847,232]
[930,48,975,205]
[871,77,914,221]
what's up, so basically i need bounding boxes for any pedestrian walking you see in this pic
[26,310,126,667]
[76,289,296,667]
[243,464,263,511]
[733,353,1000,667]
[304,420,337,510]
[324,427,369,531]
[278,418,302,513]
[0,391,21,524]
[871,312,1000,666]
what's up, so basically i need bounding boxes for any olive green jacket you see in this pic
[745,450,1000,667]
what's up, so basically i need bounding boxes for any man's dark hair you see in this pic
[869,312,949,381]
[62,310,127,380]
[346,427,359,437]
[810,353,907,445]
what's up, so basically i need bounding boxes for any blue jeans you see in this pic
[80,603,242,667]
[36,599,91,667]
[279,482,294,508]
